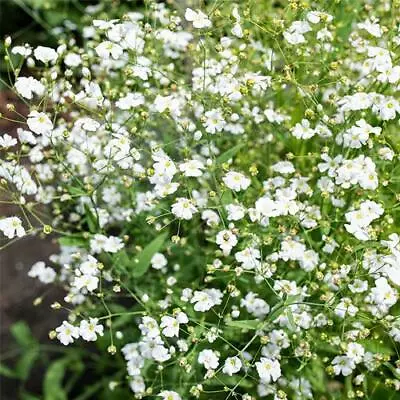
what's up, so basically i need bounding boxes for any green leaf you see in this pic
[220,190,234,205]
[267,300,284,322]
[286,307,296,331]
[84,204,98,233]
[44,358,69,400]
[132,231,169,277]
[305,359,326,393]
[208,375,252,388]
[359,339,394,355]
[11,321,37,348]
[68,186,87,197]
[21,392,41,400]
[15,348,39,380]
[216,143,245,164]
[0,362,17,378]
[225,319,260,330]
[58,235,87,247]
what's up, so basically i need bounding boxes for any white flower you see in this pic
[160,313,188,337]
[358,18,382,37]
[129,375,145,394]
[271,161,295,174]
[283,21,311,45]
[64,53,81,67]
[34,46,58,63]
[223,171,251,192]
[116,93,145,110]
[332,356,355,376]
[335,298,358,318]
[27,111,53,135]
[179,160,205,177]
[291,119,315,139]
[171,198,198,220]
[0,217,25,239]
[185,8,212,29]
[55,321,79,345]
[90,234,124,253]
[307,11,333,24]
[28,261,56,284]
[222,356,242,376]
[226,203,246,221]
[79,318,104,341]
[151,253,168,270]
[191,289,223,312]
[203,109,226,134]
[95,41,123,60]
[201,209,220,226]
[139,317,160,338]
[255,357,281,383]
[74,274,99,292]
[0,134,17,148]
[216,229,238,255]
[158,391,182,400]
[235,247,260,270]
[231,23,243,38]
[12,45,32,57]
[14,77,45,99]
[198,349,219,370]
[346,343,365,364]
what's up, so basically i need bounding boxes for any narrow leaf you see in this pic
[132,231,169,277]
[225,319,260,330]
[44,358,69,400]
[11,322,37,348]
[216,143,245,164]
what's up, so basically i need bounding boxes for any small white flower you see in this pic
[0,217,25,239]
[160,314,187,338]
[158,391,182,400]
[95,41,124,60]
[14,77,45,99]
[79,318,104,341]
[56,321,79,345]
[179,159,205,177]
[223,171,251,192]
[255,357,281,383]
[116,93,145,110]
[216,229,238,255]
[34,46,58,63]
[332,356,355,376]
[191,289,223,312]
[151,253,168,270]
[171,198,198,220]
[0,134,17,148]
[198,349,219,370]
[74,274,99,292]
[222,356,242,376]
[27,111,53,135]
[28,261,56,284]
[185,8,212,29]
[346,343,365,364]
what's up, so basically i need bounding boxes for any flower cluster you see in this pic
[1,0,400,399]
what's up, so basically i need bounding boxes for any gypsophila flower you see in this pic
[198,349,219,370]
[185,8,212,29]
[27,111,53,135]
[56,321,79,346]
[255,357,281,383]
[0,217,25,239]
[222,356,242,376]
[79,318,104,341]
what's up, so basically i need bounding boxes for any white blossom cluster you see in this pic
[1,1,400,399]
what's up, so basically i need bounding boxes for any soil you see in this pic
[0,90,65,399]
